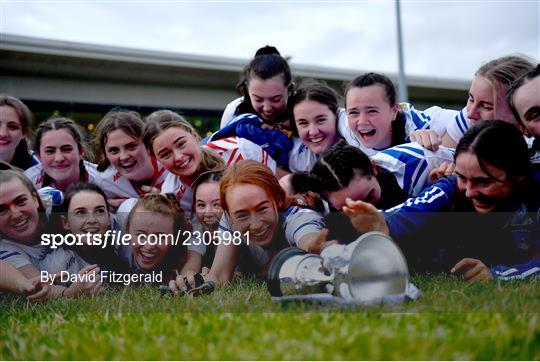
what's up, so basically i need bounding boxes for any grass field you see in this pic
[1,275,539,360]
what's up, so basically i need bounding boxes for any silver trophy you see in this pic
[267,232,420,305]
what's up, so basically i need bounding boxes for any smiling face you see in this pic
[104,129,153,183]
[0,106,25,163]
[346,85,398,150]
[454,151,516,213]
[466,75,515,123]
[195,181,223,232]
[247,75,289,124]
[326,172,382,210]
[0,178,40,244]
[38,129,83,190]
[293,99,340,155]
[129,207,173,270]
[152,127,202,183]
[62,191,110,237]
[512,76,540,138]
[225,183,279,248]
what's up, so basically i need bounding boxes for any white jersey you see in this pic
[0,239,87,275]
[445,107,470,144]
[220,97,243,129]
[372,142,455,196]
[218,205,325,268]
[24,160,102,189]
[204,136,276,173]
[96,157,169,199]
[287,137,319,172]
[161,175,195,219]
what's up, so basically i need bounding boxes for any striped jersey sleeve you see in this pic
[283,205,325,247]
[383,176,456,240]
[0,241,33,268]
[204,136,277,174]
[490,259,540,280]
[288,137,319,172]
[445,107,470,144]
[373,142,455,196]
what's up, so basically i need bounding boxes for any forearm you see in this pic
[207,244,239,284]
[179,251,202,275]
[0,261,32,294]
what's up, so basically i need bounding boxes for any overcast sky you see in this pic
[2,1,539,81]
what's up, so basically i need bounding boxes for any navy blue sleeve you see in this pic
[490,258,540,280]
[382,176,457,242]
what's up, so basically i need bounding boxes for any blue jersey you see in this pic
[383,176,540,279]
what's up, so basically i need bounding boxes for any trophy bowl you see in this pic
[267,232,410,304]
[343,232,409,302]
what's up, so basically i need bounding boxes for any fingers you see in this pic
[410,130,441,151]
[342,198,378,214]
[186,274,196,288]
[451,258,492,282]
[451,258,478,274]
[320,239,339,252]
[462,263,486,281]
[78,264,99,274]
[429,162,455,184]
[307,229,329,253]
[141,185,160,194]
[168,279,179,295]
[88,281,103,296]
[201,267,210,276]
[468,269,493,282]
[26,285,51,302]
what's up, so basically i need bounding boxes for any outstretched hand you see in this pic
[303,228,339,254]
[451,258,493,282]
[342,198,389,235]
[428,162,455,184]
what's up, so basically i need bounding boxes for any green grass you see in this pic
[1,275,539,360]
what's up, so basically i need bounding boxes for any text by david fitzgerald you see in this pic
[41,270,162,286]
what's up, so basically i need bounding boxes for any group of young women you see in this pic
[1,47,538,301]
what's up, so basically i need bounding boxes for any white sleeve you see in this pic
[0,241,33,268]
[23,164,43,188]
[220,97,243,129]
[422,106,461,136]
[372,142,454,197]
[283,206,325,246]
[445,107,470,143]
[237,138,277,174]
[288,137,318,173]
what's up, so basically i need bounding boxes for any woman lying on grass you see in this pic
[0,167,102,299]
[59,182,123,273]
[168,160,333,294]
[117,193,192,281]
